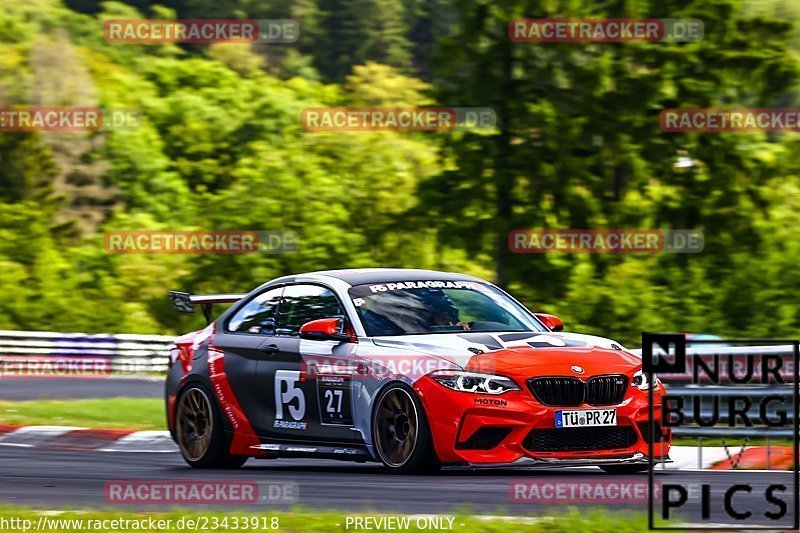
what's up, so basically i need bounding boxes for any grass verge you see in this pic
[0,506,651,532]
[0,398,164,430]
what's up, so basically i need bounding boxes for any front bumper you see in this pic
[414,376,671,465]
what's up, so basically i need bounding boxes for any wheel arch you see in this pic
[369,380,440,467]
[173,377,238,449]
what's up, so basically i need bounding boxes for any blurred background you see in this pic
[1,0,800,346]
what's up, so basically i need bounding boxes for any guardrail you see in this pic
[0,330,173,374]
[631,343,798,470]
[630,344,797,383]
[666,385,794,432]
[0,330,795,468]
[0,330,795,380]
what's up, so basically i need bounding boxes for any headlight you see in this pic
[632,369,659,390]
[429,371,520,395]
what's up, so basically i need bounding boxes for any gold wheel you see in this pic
[176,387,214,462]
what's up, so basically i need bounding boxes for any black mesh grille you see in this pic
[527,375,627,407]
[523,426,638,452]
[637,421,667,444]
[527,377,584,406]
[586,375,628,406]
[455,426,512,450]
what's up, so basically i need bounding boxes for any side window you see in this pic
[276,284,343,336]
[228,287,283,334]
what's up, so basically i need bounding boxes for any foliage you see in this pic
[0,0,799,347]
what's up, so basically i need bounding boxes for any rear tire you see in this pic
[599,464,649,474]
[373,384,440,474]
[175,383,248,469]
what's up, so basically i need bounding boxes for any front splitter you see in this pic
[465,451,673,469]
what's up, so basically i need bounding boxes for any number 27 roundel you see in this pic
[318,375,353,426]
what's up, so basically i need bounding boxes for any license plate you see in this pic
[555,409,616,428]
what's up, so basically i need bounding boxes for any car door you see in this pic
[210,286,284,437]
[259,283,360,444]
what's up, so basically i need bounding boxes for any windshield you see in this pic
[348,280,546,337]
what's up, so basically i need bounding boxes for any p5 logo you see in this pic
[274,370,307,429]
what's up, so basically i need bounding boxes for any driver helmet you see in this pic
[420,289,459,323]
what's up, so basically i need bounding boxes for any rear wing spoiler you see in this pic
[169,291,246,323]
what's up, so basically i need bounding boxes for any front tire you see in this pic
[175,383,248,469]
[373,384,440,474]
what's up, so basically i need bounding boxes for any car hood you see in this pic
[371,331,641,377]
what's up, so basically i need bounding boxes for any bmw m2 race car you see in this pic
[166,269,671,473]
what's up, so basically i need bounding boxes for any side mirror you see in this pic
[299,317,355,342]
[534,313,564,332]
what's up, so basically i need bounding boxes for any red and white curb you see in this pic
[0,424,176,453]
[664,445,731,470]
[655,445,793,471]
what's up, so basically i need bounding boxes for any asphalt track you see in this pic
[1,378,797,527]
[0,377,162,400]
[0,445,796,527]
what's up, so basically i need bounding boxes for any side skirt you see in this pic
[246,442,374,462]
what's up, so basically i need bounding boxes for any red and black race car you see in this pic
[166,268,670,473]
